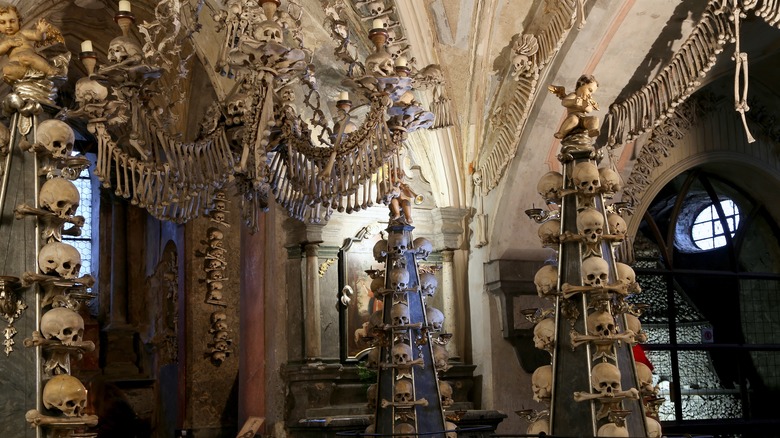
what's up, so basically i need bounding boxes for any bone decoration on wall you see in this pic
[604,0,780,150]
[477,0,588,193]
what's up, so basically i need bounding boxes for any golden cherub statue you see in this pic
[549,74,600,139]
[0,5,64,84]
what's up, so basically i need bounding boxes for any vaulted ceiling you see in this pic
[11,0,780,246]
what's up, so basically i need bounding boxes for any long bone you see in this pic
[560,282,627,299]
[25,410,99,427]
[570,329,636,349]
[573,387,640,402]
[380,398,428,409]
[111,146,123,197]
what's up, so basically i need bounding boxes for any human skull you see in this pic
[531,365,552,401]
[512,54,530,77]
[636,361,654,394]
[433,343,449,370]
[365,347,380,369]
[107,36,142,64]
[389,266,410,292]
[367,1,385,16]
[391,302,410,326]
[646,416,663,437]
[445,421,458,438]
[41,307,85,345]
[394,423,416,438]
[582,256,609,288]
[255,20,283,43]
[208,287,224,302]
[212,200,227,212]
[615,262,640,293]
[597,423,629,437]
[591,362,621,396]
[537,171,563,202]
[368,309,384,332]
[365,51,395,76]
[36,120,75,160]
[206,258,224,271]
[225,93,252,122]
[39,242,82,278]
[413,237,433,259]
[367,383,377,408]
[208,228,224,243]
[39,177,80,218]
[392,342,412,365]
[43,374,88,417]
[587,310,616,337]
[373,239,388,263]
[577,208,604,243]
[75,77,108,106]
[426,305,444,331]
[208,270,224,281]
[599,167,622,195]
[419,272,438,299]
[370,275,385,295]
[212,321,228,332]
[607,213,627,237]
[394,379,413,403]
[625,313,647,343]
[533,318,555,350]
[387,232,409,257]
[213,331,230,342]
[439,380,454,408]
[572,161,601,194]
[538,219,561,247]
[534,264,558,297]
[211,311,227,324]
[211,211,226,223]
[527,418,550,435]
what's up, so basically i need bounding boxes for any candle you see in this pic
[372,19,383,30]
[395,57,407,67]
[338,91,349,101]
[81,40,93,53]
[119,0,132,12]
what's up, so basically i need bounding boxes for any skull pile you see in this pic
[205,226,227,304]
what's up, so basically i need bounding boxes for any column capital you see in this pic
[431,207,469,251]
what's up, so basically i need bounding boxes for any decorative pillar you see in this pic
[108,196,128,327]
[432,207,468,359]
[239,213,267,427]
[303,242,322,359]
[440,250,458,357]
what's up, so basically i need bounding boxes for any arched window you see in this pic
[691,199,740,250]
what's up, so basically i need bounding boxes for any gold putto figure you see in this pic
[549,74,600,139]
[0,4,64,83]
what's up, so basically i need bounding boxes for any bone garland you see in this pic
[479,1,581,192]
[606,2,733,146]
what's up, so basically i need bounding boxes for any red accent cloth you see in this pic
[633,344,653,371]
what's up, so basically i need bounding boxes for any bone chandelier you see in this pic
[66,0,447,232]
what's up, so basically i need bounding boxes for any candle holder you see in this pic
[524,208,560,224]
[114,10,136,37]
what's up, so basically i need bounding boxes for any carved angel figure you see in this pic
[0,5,61,83]
[549,74,600,139]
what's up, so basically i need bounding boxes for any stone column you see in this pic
[303,242,322,359]
[440,249,458,357]
[109,196,128,327]
[432,207,469,359]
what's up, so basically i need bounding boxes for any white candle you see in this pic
[81,40,93,52]
[372,19,383,30]
[395,56,407,67]
[119,0,132,12]
[338,91,349,101]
